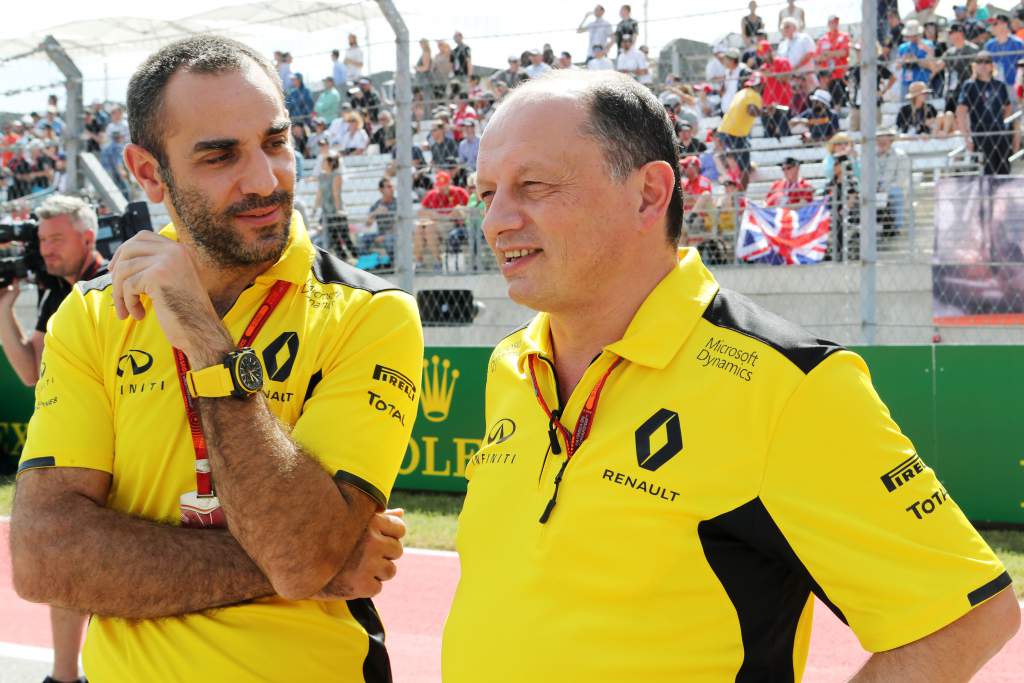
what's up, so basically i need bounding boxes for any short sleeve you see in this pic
[291,290,423,508]
[761,351,1009,653]
[19,287,114,475]
[957,82,972,106]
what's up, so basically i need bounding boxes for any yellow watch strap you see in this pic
[186,363,236,398]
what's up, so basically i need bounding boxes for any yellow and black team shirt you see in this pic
[18,213,423,683]
[442,248,1010,683]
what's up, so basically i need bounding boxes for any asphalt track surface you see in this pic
[0,520,1021,682]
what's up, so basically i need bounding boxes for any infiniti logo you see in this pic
[486,418,517,445]
[116,349,154,377]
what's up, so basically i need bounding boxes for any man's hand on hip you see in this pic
[314,509,407,601]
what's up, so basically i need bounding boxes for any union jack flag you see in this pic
[736,200,831,264]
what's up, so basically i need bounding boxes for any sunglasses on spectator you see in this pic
[977,58,994,64]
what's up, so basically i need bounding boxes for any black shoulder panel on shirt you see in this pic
[311,247,403,295]
[697,498,847,682]
[702,288,843,375]
[77,268,112,296]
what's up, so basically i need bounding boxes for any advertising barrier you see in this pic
[2,346,1021,524]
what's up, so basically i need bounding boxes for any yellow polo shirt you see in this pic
[19,213,423,682]
[719,87,763,138]
[442,249,1009,683]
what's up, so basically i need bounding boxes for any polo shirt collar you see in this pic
[517,248,720,371]
[157,210,314,285]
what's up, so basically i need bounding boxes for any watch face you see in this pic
[236,352,264,392]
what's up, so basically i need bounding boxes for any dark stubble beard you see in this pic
[161,167,293,268]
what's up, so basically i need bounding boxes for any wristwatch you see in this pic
[186,348,264,399]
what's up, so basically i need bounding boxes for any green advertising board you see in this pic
[2,345,1022,524]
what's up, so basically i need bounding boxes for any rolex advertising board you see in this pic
[395,348,488,493]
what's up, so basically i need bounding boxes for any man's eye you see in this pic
[206,153,232,165]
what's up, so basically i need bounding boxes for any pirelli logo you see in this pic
[373,364,417,401]
[881,454,924,493]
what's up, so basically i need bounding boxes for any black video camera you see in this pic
[96,201,153,259]
[0,201,153,288]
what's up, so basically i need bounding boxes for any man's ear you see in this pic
[636,160,676,235]
[123,143,166,204]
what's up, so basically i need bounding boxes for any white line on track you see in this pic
[405,547,457,558]
[0,641,53,662]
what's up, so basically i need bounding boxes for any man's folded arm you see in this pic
[10,466,275,619]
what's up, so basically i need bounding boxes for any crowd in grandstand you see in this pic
[4,1,1024,268]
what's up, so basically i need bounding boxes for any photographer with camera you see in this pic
[0,193,103,683]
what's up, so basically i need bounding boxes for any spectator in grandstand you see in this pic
[331,112,369,156]
[921,20,947,95]
[676,121,706,156]
[778,17,817,94]
[361,177,397,260]
[452,94,477,139]
[741,2,764,47]
[314,76,341,124]
[100,131,129,195]
[82,110,104,154]
[314,150,357,261]
[415,39,435,103]
[557,51,575,69]
[615,34,648,82]
[966,0,990,23]
[1,122,18,167]
[432,41,455,99]
[742,29,769,68]
[494,55,528,88]
[766,156,814,208]
[958,51,1016,175]
[37,106,64,137]
[453,31,474,90]
[274,51,292,90]
[1013,8,1024,41]
[344,33,364,80]
[89,99,110,128]
[679,155,713,232]
[417,170,468,268]
[953,4,987,43]
[525,49,553,78]
[881,8,904,58]
[371,110,396,155]
[587,44,615,70]
[849,42,896,131]
[897,81,952,136]
[793,89,839,144]
[757,41,793,139]
[429,122,460,172]
[777,0,805,31]
[823,131,860,182]
[942,22,980,109]
[897,20,936,99]
[611,5,639,54]
[105,105,130,143]
[578,5,613,61]
[0,194,105,683]
[718,72,763,190]
[291,121,311,159]
[985,14,1024,90]
[330,49,347,89]
[876,128,911,234]
[475,92,497,130]
[285,73,314,122]
[825,132,860,260]
[350,78,382,124]
[308,119,330,153]
[458,120,480,172]
[816,15,851,107]
[719,49,750,112]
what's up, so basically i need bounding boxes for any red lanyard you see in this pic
[528,354,622,460]
[528,354,623,523]
[172,280,291,496]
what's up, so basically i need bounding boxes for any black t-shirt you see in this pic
[679,139,708,156]
[849,63,894,108]
[944,43,979,93]
[452,44,472,76]
[615,18,639,47]
[741,15,764,39]
[958,78,1010,132]
[35,257,105,333]
[897,102,938,134]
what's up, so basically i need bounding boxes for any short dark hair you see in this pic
[331,49,340,58]
[378,177,392,189]
[127,35,281,169]
[507,73,682,244]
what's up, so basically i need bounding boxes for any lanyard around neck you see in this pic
[171,280,291,497]
[527,353,623,523]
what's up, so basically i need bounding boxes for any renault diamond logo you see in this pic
[116,349,154,377]
[262,332,300,382]
[486,418,516,445]
[635,408,683,471]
